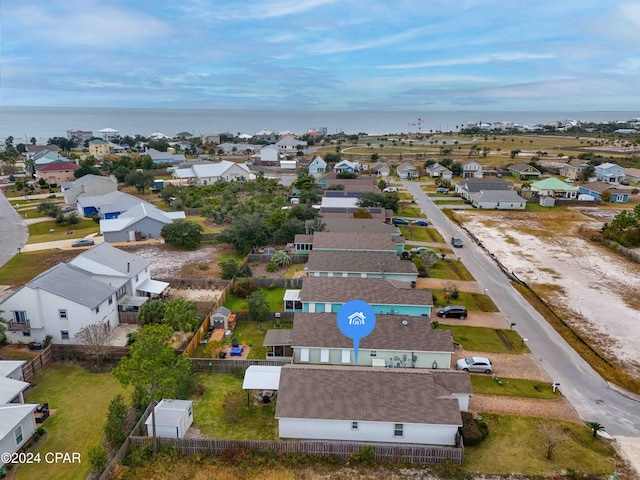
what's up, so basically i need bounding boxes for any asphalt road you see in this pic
[0,191,29,268]
[403,180,640,437]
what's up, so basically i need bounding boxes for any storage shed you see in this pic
[145,399,193,439]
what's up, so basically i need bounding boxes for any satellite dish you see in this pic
[402,320,408,326]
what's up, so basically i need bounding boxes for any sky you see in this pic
[1,0,640,111]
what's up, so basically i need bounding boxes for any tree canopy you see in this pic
[161,220,203,249]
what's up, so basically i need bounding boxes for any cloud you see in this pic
[179,0,340,20]
[380,53,556,70]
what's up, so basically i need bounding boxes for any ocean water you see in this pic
[0,106,638,141]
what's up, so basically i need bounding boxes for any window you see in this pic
[341,349,350,363]
[370,351,377,357]
[108,295,113,305]
[61,330,70,340]
[95,305,100,314]
[58,309,68,320]
[135,274,139,282]
[300,348,309,362]
[320,349,329,363]
[15,426,23,445]
[22,330,31,337]
[352,421,358,430]
[12,310,27,323]
[394,424,404,437]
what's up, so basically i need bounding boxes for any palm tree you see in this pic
[586,421,605,438]
[0,310,8,344]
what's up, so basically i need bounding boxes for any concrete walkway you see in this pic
[20,233,104,252]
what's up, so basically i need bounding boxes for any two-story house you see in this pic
[595,162,625,183]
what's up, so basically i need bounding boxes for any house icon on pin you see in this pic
[348,312,366,325]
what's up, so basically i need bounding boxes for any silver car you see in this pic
[456,356,493,373]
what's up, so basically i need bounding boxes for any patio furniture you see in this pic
[232,338,239,348]
[230,347,243,356]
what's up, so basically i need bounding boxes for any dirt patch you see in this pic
[119,243,223,279]
[458,208,640,379]
[470,395,580,421]
[415,278,482,293]
[453,351,552,382]
[169,288,223,302]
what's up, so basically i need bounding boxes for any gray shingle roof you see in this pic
[300,277,432,306]
[275,365,467,425]
[307,251,417,274]
[472,190,526,202]
[69,242,150,277]
[307,218,399,235]
[263,329,292,346]
[458,177,513,192]
[291,313,453,352]
[311,232,401,252]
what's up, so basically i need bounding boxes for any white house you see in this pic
[470,190,526,210]
[426,163,453,179]
[0,404,38,467]
[462,161,483,179]
[276,365,471,445]
[61,174,118,205]
[145,399,193,438]
[259,145,280,165]
[0,376,30,404]
[172,161,251,185]
[333,160,359,173]
[397,163,419,179]
[308,156,327,177]
[275,137,306,153]
[100,203,186,242]
[0,361,26,381]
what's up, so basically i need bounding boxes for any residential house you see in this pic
[462,161,483,179]
[559,163,590,181]
[259,145,280,165]
[323,182,379,198]
[369,162,391,177]
[397,163,419,179]
[276,136,307,153]
[623,167,640,183]
[308,156,327,177]
[471,190,527,210]
[76,190,155,218]
[171,161,251,185]
[297,277,433,316]
[67,130,93,144]
[0,243,166,344]
[253,129,277,143]
[0,404,38,467]
[455,177,513,201]
[89,139,110,157]
[578,182,629,203]
[35,162,79,184]
[275,365,471,445]
[98,128,119,140]
[426,163,453,179]
[145,399,193,439]
[145,148,186,164]
[319,196,360,211]
[0,377,30,404]
[0,361,25,381]
[61,174,118,205]
[595,162,625,183]
[319,206,393,222]
[263,329,293,360]
[295,232,403,255]
[100,203,186,242]
[305,218,400,236]
[200,133,220,144]
[218,143,261,155]
[32,150,71,167]
[24,144,59,161]
[291,313,453,368]
[333,160,360,173]
[529,178,578,199]
[508,162,541,180]
[306,251,418,283]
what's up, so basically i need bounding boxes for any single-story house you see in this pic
[218,143,261,155]
[35,162,79,184]
[145,148,187,164]
[171,161,251,185]
[578,182,629,203]
[291,313,453,368]
[100,203,186,242]
[210,306,232,330]
[333,160,360,173]
[397,163,419,179]
[369,162,390,177]
[0,404,38,467]
[426,163,453,179]
[0,361,26,381]
[305,218,400,236]
[275,365,471,445]
[61,174,118,205]
[595,162,625,183]
[0,376,30,404]
[530,178,578,199]
[145,399,193,439]
[298,277,433,316]
[319,196,360,210]
[471,190,527,210]
[623,167,640,183]
[295,232,403,255]
[306,251,418,283]
[276,137,307,153]
[259,145,280,165]
[263,330,293,360]
[24,144,59,161]
[462,161,483,179]
[77,190,155,218]
[508,162,541,180]
[455,177,513,201]
[308,156,327,177]
[32,151,72,167]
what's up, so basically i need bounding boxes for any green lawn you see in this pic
[428,259,474,281]
[19,364,129,480]
[431,289,498,311]
[470,376,561,399]
[0,250,75,284]
[396,206,422,217]
[432,199,468,205]
[27,219,99,243]
[282,264,304,278]
[191,373,278,439]
[399,226,445,243]
[438,325,529,354]
[463,414,616,477]
[223,288,287,312]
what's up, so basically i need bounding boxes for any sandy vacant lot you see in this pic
[457,208,640,378]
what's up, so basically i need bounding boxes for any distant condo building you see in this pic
[67,129,93,144]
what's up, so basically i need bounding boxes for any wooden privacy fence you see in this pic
[235,277,302,289]
[158,277,231,289]
[21,345,53,382]
[51,344,131,359]
[232,312,294,323]
[246,254,308,264]
[128,437,463,465]
[189,358,290,373]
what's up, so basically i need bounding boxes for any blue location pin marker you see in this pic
[337,300,376,364]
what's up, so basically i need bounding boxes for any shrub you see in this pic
[232,278,256,298]
[431,320,439,329]
[36,427,46,436]
[196,384,206,397]
[88,445,108,472]
[236,263,252,277]
[460,411,488,446]
[265,262,278,272]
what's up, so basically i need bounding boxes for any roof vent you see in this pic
[401,320,408,326]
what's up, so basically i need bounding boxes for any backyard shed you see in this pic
[145,399,193,439]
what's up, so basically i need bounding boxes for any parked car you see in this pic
[565,178,575,184]
[451,236,464,248]
[437,305,468,319]
[383,186,398,193]
[410,246,429,254]
[436,187,449,194]
[60,206,75,213]
[393,217,409,225]
[411,220,429,226]
[71,238,95,247]
[456,356,493,374]
[620,180,630,186]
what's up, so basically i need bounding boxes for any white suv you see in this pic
[456,356,493,373]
